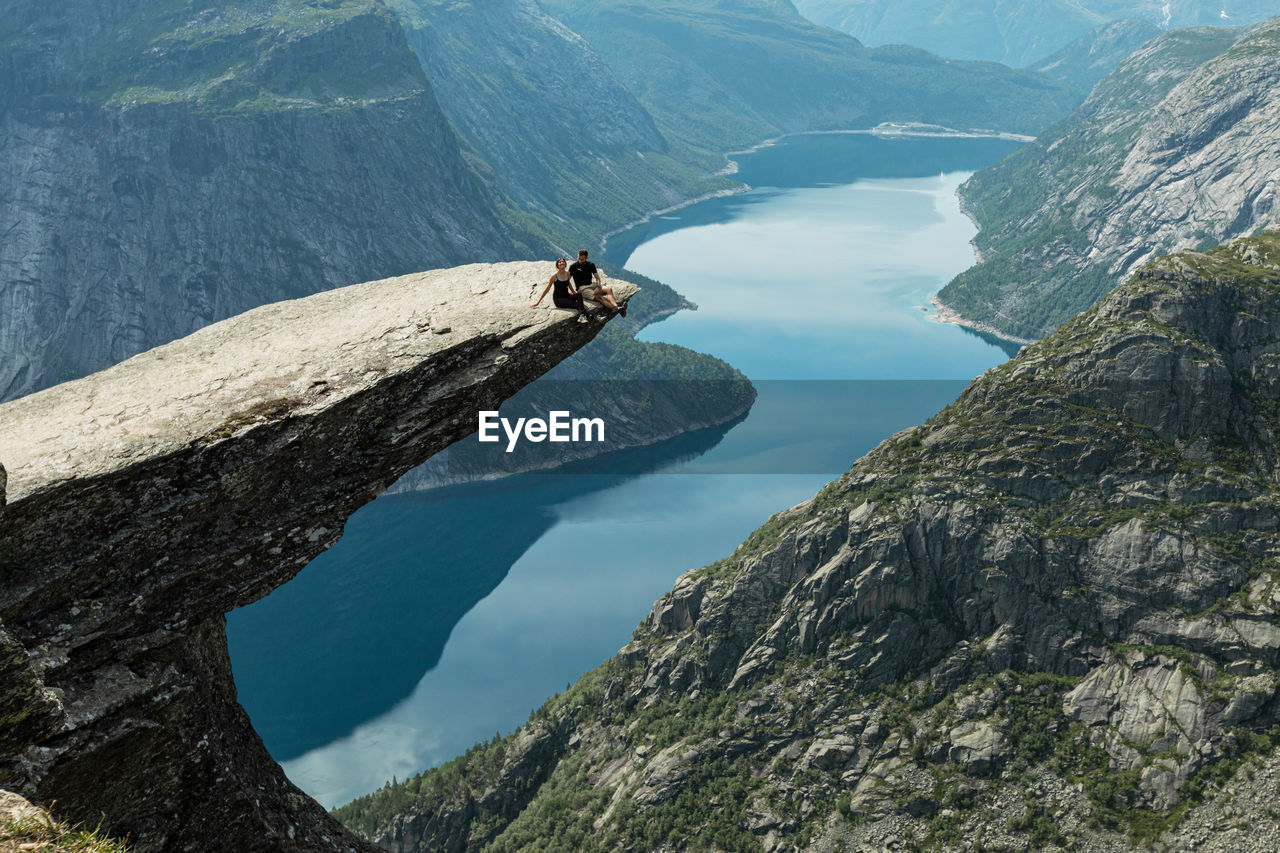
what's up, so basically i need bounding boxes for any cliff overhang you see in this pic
[0,262,635,851]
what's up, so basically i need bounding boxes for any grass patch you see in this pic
[1,809,130,853]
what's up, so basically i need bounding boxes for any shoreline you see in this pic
[725,122,1033,158]
[602,127,1037,353]
[598,186,748,257]
[935,178,1033,348]
[955,192,989,265]
[929,294,1038,347]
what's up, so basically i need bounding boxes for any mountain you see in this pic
[1029,18,1163,91]
[0,0,1079,406]
[791,0,1277,66]
[339,229,1280,852]
[0,0,530,401]
[381,0,738,250]
[793,0,1106,65]
[539,0,1082,152]
[936,18,1279,341]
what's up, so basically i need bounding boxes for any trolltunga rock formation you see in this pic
[0,262,635,852]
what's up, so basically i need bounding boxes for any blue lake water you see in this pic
[227,132,1023,808]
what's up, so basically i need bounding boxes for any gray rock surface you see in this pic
[1030,18,1163,92]
[0,788,43,825]
[938,17,1280,340]
[340,233,1280,851]
[0,262,634,852]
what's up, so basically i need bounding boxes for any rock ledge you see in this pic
[0,261,634,852]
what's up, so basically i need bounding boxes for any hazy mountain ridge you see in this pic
[540,0,1082,153]
[339,230,1280,853]
[1029,18,1163,91]
[936,18,1280,340]
[791,0,1277,66]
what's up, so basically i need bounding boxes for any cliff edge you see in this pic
[0,262,635,852]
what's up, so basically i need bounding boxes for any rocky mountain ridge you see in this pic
[0,263,634,851]
[937,15,1280,341]
[791,0,1276,66]
[341,231,1280,852]
[1029,18,1163,92]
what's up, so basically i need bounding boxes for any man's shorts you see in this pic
[577,285,599,301]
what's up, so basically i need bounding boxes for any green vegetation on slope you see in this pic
[380,0,741,254]
[335,232,1280,850]
[1,806,130,853]
[936,23,1247,339]
[1029,18,1162,92]
[3,0,430,115]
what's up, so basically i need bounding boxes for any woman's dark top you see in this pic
[552,273,573,300]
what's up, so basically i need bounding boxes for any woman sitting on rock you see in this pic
[530,257,596,323]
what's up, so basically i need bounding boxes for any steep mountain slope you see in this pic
[340,231,1280,852]
[383,0,736,250]
[935,18,1280,340]
[0,0,525,401]
[792,0,1276,65]
[1030,18,1162,92]
[540,0,1081,152]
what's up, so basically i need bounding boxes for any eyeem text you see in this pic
[478,410,606,452]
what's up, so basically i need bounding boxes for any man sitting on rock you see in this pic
[569,249,626,317]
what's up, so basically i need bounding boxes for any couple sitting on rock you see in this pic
[530,249,627,323]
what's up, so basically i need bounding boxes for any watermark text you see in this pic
[478,410,605,452]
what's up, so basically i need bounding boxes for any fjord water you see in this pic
[227,133,1022,807]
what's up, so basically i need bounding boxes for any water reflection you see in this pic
[227,416,741,761]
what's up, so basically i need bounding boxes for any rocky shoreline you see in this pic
[929,294,1037,346]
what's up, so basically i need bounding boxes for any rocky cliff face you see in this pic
[937,17,1280,341]
[383,0,735,249]
[1029,18,1162,92]
[0,0,522,401]
[341,232,1280,851]
[0,263,635,852]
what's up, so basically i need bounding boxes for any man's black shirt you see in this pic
[568,260,597,289]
